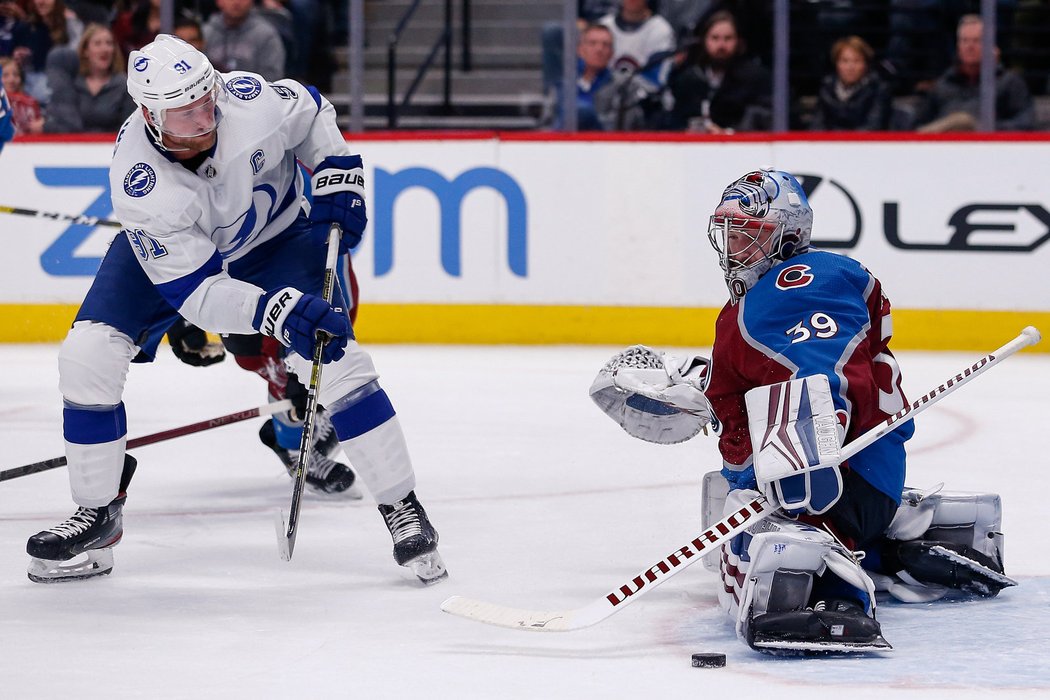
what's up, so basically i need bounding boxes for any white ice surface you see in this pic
[0,342,1048,699]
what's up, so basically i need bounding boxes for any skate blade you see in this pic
[306,481,365,500]
[929,545,1018,592]
[407,551,449,585]
[752,635,893,654]
[27,549,114,583]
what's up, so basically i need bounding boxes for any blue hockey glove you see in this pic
[311,155,367,253]
[253,287,349,363]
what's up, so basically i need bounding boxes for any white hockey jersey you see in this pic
[109,71,350,334]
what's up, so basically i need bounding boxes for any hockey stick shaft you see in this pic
[0,204,121,228]
[275,223,342,561]
[0,399,294,483]
[441,326,1042,632]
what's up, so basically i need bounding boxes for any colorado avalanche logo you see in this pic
[722,171,779,218]
[133,56,149,72]
[123,163,157,198]
[227,76,263,100]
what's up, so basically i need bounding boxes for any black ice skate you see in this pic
[379,491,448,584]
[26,455,137,583]
[893,539,1017,597]
[746,598,892,654]
[259,413,362,498]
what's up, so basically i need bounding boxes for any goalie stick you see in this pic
[441,326,1042,632]
[274,223,342,561]
[0,399,293,482]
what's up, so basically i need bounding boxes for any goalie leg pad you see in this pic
[717,490,888,654]
[878,487,1015,599]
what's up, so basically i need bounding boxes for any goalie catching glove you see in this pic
[589,345,714,444]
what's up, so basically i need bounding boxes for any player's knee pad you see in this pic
[874,486,1013,600]
[718,490,877,642]
[328,380,413,503]
[58,322,137,406]
[285,339,379,408]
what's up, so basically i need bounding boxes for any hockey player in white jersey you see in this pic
[26,35,446,585]
[0,64,14,153]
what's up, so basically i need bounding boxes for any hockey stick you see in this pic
[275,223,342,561]
[0,399,293,483]
[441,326,1042,632]
[0,204,121,228]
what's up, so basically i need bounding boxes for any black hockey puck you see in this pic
[691,653,726,668]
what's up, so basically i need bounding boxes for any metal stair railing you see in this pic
[387,0,473,128]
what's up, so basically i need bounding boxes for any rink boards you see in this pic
[0,133,1047,351]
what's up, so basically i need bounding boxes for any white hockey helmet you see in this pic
[127,34,224,146]
[708,169,813,302]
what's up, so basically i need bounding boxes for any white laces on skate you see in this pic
[313,412,335,444]
[383,502,423,543]
[46,507,99,538]
[308,453,340,480]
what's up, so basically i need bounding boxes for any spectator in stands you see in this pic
[553,22,619,131]
[44,23,134,132]
[599,0,675,92]
[256,0,296,76]
[275,0,334,91]
[1,0,28,59]
[0,54,43,133]
[669,9,770,133]
[111,0,161,58]
[659,0,713,44]
[597,0,676,128]
[810,35,891,131]
[915,14,1034,132]
[174,14,205,51]
[541,1,619,100]
[203,0,286,80]
[65,0,112,26]
[12,0,83,105]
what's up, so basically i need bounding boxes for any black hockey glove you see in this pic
[166,318,226,367]
[285,372,309,422]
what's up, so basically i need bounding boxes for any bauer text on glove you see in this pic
[311,155,367,253]
[253,287,350,363]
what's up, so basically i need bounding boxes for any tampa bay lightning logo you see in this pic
[227,76,263,100]
[123,163,157,198]
[133,56,149,72]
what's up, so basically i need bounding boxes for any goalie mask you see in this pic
[708,169,813,303]
[126,34,225,149]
